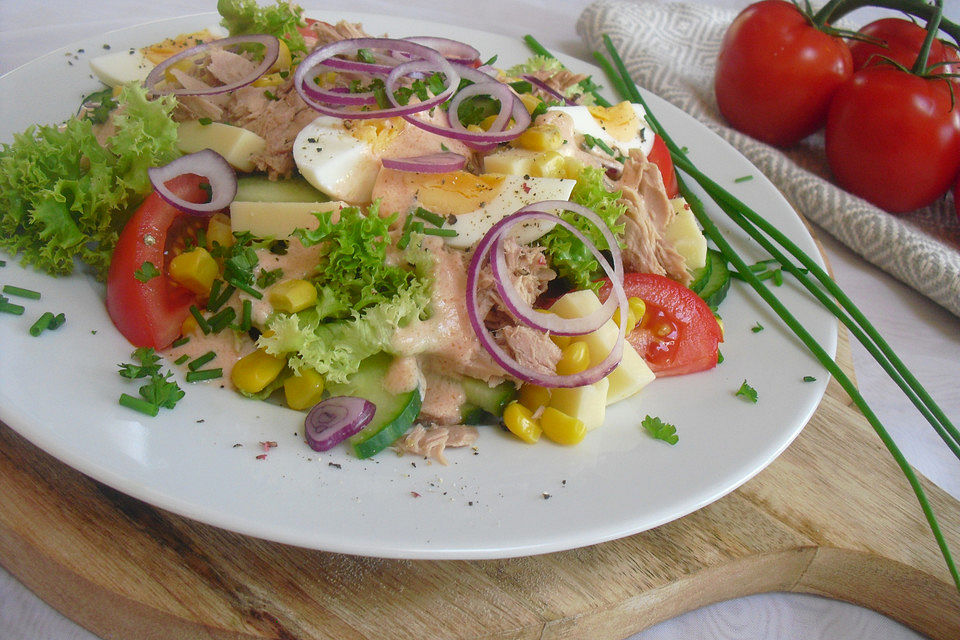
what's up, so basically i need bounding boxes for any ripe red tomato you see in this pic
[954,172,960,222]
[106,174,208,349]
[714,0,853,147]
[647,134,679,198]
[848,18,960,74]
[825,68,960,213]
[597,273,723,377]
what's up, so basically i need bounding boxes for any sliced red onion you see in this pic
[144,34,279,96]
[305,396,376,452]
[465,209,629,388]
[147,150,237,216]
[294,37,459,120]
[521,74,577,106]
[402,36,481,65]
[381,152,467,173]
[491,201,623,336]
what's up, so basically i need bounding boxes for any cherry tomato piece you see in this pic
[825,68,960,213]
[714,0,852,147]
[106,174,209,349]
[598,273,723,377]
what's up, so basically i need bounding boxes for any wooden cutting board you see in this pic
[1,327,958,640]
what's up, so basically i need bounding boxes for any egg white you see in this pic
[293,116,383,204]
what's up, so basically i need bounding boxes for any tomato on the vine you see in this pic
[848,17,960,74]
[714,0,852,147]
[106,174,209,349]
[825,67,960,213]
[597,273,722,377]
[647,134,679,199]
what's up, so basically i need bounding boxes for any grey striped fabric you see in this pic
[577,0,960,318]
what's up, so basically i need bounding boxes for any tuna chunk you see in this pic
[499,325,561,375]
[617,150,690,285]
[395,424,479,465]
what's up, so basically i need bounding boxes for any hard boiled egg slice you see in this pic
[548,101,654,159]
[373,169,576,249]
[293,116,406,204]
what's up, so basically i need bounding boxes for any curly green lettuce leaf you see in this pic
[218,0,307,56]
[0,83,179,279]
[260,280,431,383]
[537,165,626,291]
[506,55,599,106]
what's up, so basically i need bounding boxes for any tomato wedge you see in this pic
[106,174,208,349]
[647,133,679,198]
[598,273,723,376]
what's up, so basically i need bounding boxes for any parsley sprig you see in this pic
[117,347,184,416]
[641,415,679,445]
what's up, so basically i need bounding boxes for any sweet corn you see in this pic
[518,92,542,114]
[206,213,234,250]
[503,401,542,444]
[231,348,286,394]
[550,333,571,349]
[519,383,551,412]
[556,341,590,376]
[529,150,566,178]
[180,313,200,336]
[168,247,218,295]
[516,124,563,152]
[283,369,325,411]
[613,307,639,335]
[540,407,587,445]
[269,279,318,313]
[628,297,646,324]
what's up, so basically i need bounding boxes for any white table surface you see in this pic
[1,1,958,639]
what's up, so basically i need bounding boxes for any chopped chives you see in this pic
[207,279,223,309]
[3,285,40,300]
[240,299,252,332]
[208,282,237,311]
[227,278,263,299]
[0,260,6,267]
[172,336,190,348]
[0,300,25,315]
[188,351,217,371]
[188,305,211,334]
[174,354,190,365]
[119,393,159,417]
[48,312,66,329]
[751,322,764,333]
[29,311,55,336]
[414,207,446,227]
[207,306,236,333]
[734,175,754,183]
[803,375,817,382]
[186,368,223,383]
[421,227,458,238]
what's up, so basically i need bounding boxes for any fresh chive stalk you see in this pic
[186,368,223,383]
[119,393,159,417]
[3,285,41,300]
[29,311,55,336]
[594,32,960,593]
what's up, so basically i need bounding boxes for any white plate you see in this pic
[0,11,836,559]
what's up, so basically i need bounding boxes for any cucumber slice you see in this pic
[461,377,517,418]
[688,256,713,294]
[326,353,422,459]
[235,175,328,203]
[460,405,497,426]
[693,249,731,308]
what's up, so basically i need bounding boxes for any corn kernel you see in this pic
[628,297,646,324]
[269,279,317,313]
[283,368,325,411]
[550,333,571,349]
[519,384,551,412]
[563,155,584,180]
[503,401,542,444]
[518,92,542,114]
[529,150,566,178]
[168,247,218,295]
[206,213,234,251]
[180,313,200,336]
[231,348,286,394]
[556,341,590,376]
[252,71,284,87]
[540,407,586,445]
[613,307,639,335]
[516,124,563,152]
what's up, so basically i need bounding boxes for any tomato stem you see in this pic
[913,0,944,74]
[814,0,960,47]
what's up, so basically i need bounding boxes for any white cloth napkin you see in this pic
[577,0,960,318]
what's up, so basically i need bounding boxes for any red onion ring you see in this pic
[294,37,459,120]
[147,150,237,217]
[402,36,481,65]
[521,74,577,106]
[305,396,376,452]
[466,209,628,388]
[491,202,623,336]
[144,34,280,96]
[381,152,467,173]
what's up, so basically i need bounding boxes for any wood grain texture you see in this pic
[1,328,958,640]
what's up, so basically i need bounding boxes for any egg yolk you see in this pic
[409,171,505,215]
[587,101,640,142]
